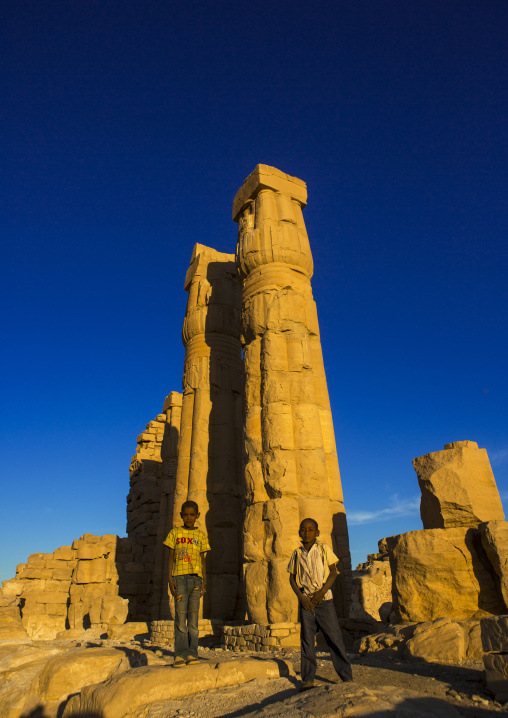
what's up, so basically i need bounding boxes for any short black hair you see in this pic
[300,518,318,530]
[181,500,199,513]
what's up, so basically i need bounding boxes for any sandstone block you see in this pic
[1,580,24,596]
[413,441,504,529]
[53,546,76,561]
[480,521,508,609]
[107,622,149,641]
[18,567,53,579]
[267,558,298,623]
[45,603,68,616]
[37,591,69,605]
[74,557,108,583]
[386,527,505,621]
[244,562,268,624]
[405,618,465,664]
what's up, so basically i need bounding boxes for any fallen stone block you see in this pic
[37,647,131,703]
[63,659,293,718]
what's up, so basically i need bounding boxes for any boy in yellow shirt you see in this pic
[164,501,210,667]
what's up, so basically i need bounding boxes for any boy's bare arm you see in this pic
[167,548,176,596]
[290,573,312,611]
[200,553,207,595]
[311,563,338,605]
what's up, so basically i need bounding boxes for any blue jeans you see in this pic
[174,574,202,659]
[299,599,352,683]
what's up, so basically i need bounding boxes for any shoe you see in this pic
[173,656,185,668]
[341,674,354,683]
[186,656,199,665]
[298,681,315,692]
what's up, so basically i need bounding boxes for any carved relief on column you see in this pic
[234,165,351,623]
[172,244,243,620]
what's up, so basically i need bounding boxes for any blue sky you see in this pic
[1,0,507,581]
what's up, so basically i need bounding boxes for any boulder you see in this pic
[404,618,465,664]
[386,527,504,621]
[413,441,504,529]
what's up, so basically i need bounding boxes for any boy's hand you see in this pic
[299,594,313,611]
[168,578,177,597]
[310,588,326,606]
[200,580,206,596]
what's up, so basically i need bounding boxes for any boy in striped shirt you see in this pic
[287,518,352,691]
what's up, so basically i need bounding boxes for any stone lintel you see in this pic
[232,164,307,222]
[184,243,236,290]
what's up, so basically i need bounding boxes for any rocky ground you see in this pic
[141,645,506,717]
[2,636,508,717]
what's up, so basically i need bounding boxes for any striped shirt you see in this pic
[287,541,339,601]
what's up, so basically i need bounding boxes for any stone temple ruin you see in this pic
[1,165,351,641]
[2,165,508,699]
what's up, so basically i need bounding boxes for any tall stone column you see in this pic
[172,244,243,620]
[234,165,351,623]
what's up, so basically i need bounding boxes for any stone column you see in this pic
[234,165,351,623]
[172,244,243,620]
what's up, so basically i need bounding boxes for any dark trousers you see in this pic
[299,599,352,683]
[174,574,202,659]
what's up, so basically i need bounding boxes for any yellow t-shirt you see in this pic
[164,527,210,577]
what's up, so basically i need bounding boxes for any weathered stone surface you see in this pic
[480,520,508,610]
[37,647,131,702]
[413,441,504,529]
[63,659,293,718]
[481,615,508,653]
[386,527,505,621]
